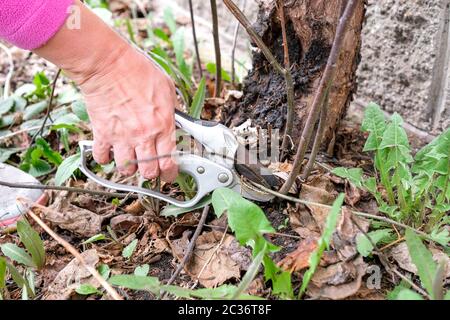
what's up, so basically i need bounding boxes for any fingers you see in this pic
[135,140,160,180]
[93,139,112,164]
[156,131,178,183]
[113,144,137,176]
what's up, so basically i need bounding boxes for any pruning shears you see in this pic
[78,110,278,208]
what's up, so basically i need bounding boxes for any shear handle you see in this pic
[78,140,233,208]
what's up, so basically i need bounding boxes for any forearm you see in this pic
[33,0,130,86]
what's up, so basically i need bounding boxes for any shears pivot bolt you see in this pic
[218,173,230,183]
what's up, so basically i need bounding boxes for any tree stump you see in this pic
[224,0,365,153]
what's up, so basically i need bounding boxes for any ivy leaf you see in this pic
[356,229,393,257]
[0,147,22,163]
[361,102,386,151]
[0,243,36,268]
[405,229,437,297]
[122,239,138,259]
[71,100,90,122]
[76,284,101,296]
[332,167,363,188]
[17,220,46,269]
[82,233,106,245]
[0,97,15,115]
[55,152,81,186]
[109,275,160,294]
[97,264,111,280]
[35,138,63,165]
[23,101,48,121]
[160,195,211,217]
[134,264,150,277]
[0,257,6,289]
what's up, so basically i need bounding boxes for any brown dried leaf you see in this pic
[278,238,317,272]
[307,256,367,300]
[110,214,143,232]
[389,242,450,279]
[171,231,251,288]
[43,249,99,300]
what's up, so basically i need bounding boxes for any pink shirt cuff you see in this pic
[0,0,74,50]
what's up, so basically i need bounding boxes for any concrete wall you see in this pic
[357,0,450,133]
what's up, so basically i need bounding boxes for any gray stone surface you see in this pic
[356,0,449,132]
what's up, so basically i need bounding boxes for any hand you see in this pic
[78,46,178,182]
[34,0,178,181]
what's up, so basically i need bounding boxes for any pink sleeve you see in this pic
[0,0,74,50]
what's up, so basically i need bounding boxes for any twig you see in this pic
[162,205,210,299]
[350,214,431,299]
[277,0,290,68]
[29,69,61,146]
[190,224,229,290]
[0,124,54,142]
[301,89,330,179]
[0,180,137,199]
[210,0,222,97]
[0,43,14,99]
[188,0,203,79]
[248,180,437,243]
[279,0,359,194]
[166,205,209,286]
[18,198,123,301]
[223,0,295,157]
[231,0,247,86]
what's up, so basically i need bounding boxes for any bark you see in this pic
[224,0,365,154]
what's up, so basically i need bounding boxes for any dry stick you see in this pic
[18,198,123,301]
[350,214,431,299]
[223,0,295,155]
[249,180,436,243]
[188,0,203,79]
[0,42,14,99]
[29,69,61,147]
[277,0,295,157]
[210,0,222,97]
[301,89,330,179]
[166,205,210,286]
[279,0,360,194]
[231,0,247,86]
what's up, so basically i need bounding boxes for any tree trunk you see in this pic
[224,0,365,155]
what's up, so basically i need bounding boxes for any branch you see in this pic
[301,88,329,179]
[29,69,61,146]
[210,0,222,97]
[223,0,295,156]
[279,0,360,194]
[18,198,123,301]
[188,0,203,79]
[0,42,14,99]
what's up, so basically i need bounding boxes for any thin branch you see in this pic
[278,0,290,74]
[279,0,359,194]
[162,205,210,298]
[210,0,222,97]
[29,69,61,146]
[18,198,123,301]
[0,42,14,99]
[223,0,295,156]
[188,0,203,79]
[0,180,138,199]
[248,180,437,243]
[350,214,431,299]
[231,0,247,86]
[301,88,330,179]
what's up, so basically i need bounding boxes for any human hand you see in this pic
[77,46,178,182]
[34,1,178,182]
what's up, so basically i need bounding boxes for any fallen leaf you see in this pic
[278,238,318,272]
[43,249,99,300]
[307,256,367,300]
[171,230,251,288]
[344,181,361,206]
[124,200,145,215]
[110,214,143,232]
[48,191,106,237]
[389,242,450,279]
